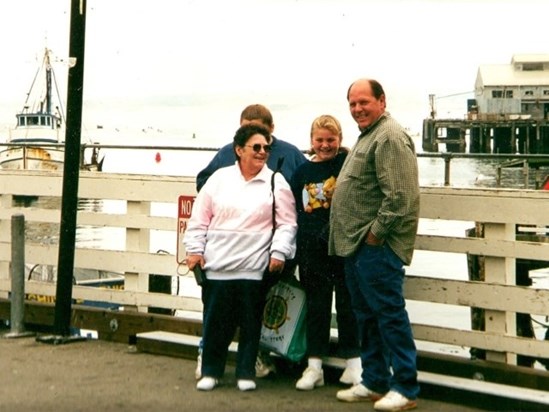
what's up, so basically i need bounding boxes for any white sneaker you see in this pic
[336,383,383,402]
[196,376,218,391]
[255,353,276,378]
[237,379,256,391]
[195,353,202,380]
[339,366,363,385]
[295,367,324,390]
[374,390,417,411]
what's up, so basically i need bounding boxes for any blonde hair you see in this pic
[310,114,342,139]
[308,114,343,156]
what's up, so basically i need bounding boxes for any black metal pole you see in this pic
[52,0,87,337]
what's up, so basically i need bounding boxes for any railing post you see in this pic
[444,156,451,186]
[124,200,151,313]
[0,195,12,297]
[483,222,516,365]
[496,166,502,187]
[522,160,529,189]
[5,214,34,338]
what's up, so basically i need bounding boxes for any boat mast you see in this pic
[44,49,52,115]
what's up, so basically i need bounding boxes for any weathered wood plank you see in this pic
[404,276,549,315]
[415,234,549,261]
[0,280,203,312]
[420,187,549,225]
[0,170,197,202]
[0,299,203,343]
[413,324,549,359]
[0,244,176,275]
[5,275,549,320]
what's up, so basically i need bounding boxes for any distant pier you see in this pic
[422,117,549,154]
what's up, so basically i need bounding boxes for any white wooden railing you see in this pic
[1,169,549,367]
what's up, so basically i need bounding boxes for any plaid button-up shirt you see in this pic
[329,112,420,265]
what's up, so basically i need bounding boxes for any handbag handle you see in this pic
[270,157,285,235]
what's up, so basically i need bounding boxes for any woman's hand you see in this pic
[268,257,285,274]
[186,254,205,271]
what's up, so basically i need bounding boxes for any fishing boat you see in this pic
[0,48,65,170]
[0,48,103,171]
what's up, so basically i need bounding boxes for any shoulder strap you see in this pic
[270,157,285,235]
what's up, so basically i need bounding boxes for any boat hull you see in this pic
[0,146,64,171]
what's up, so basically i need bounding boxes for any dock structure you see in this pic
[423,53,549,154]
[422,117,549,154]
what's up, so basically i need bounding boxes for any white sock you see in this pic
[346,357,361,369]
[308,358,322,370]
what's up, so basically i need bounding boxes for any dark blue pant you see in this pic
[201,279,263,380]
[299,256,360,359]
[345,244,419,400]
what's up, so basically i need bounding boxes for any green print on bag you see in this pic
[262,294,289,333]
[260,278,307,362]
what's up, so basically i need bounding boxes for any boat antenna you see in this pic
[51,64,66,124]
[22,65,42,113]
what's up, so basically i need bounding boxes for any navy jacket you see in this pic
[196,136,307,191]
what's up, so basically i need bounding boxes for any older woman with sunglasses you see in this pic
[184,123,297,392]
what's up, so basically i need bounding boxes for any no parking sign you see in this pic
[176,195,195,264]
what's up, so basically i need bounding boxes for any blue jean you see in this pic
[344,243,419,400]
[201,279,263,380]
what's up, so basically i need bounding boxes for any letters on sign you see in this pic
[176,195,195,264]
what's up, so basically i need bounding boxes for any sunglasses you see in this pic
[245,143,272,153]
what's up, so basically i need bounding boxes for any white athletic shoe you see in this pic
[336,383,383,402]
[339,366,363,385]
[237,379,257,391]
[373,390,417,411]
[196,376,218,391]
[295,367,324,390]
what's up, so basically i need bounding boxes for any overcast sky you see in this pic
[1,0,548,139]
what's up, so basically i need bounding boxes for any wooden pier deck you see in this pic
[0,331,530,412]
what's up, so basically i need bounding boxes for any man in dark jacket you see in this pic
[196,104,306,191]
